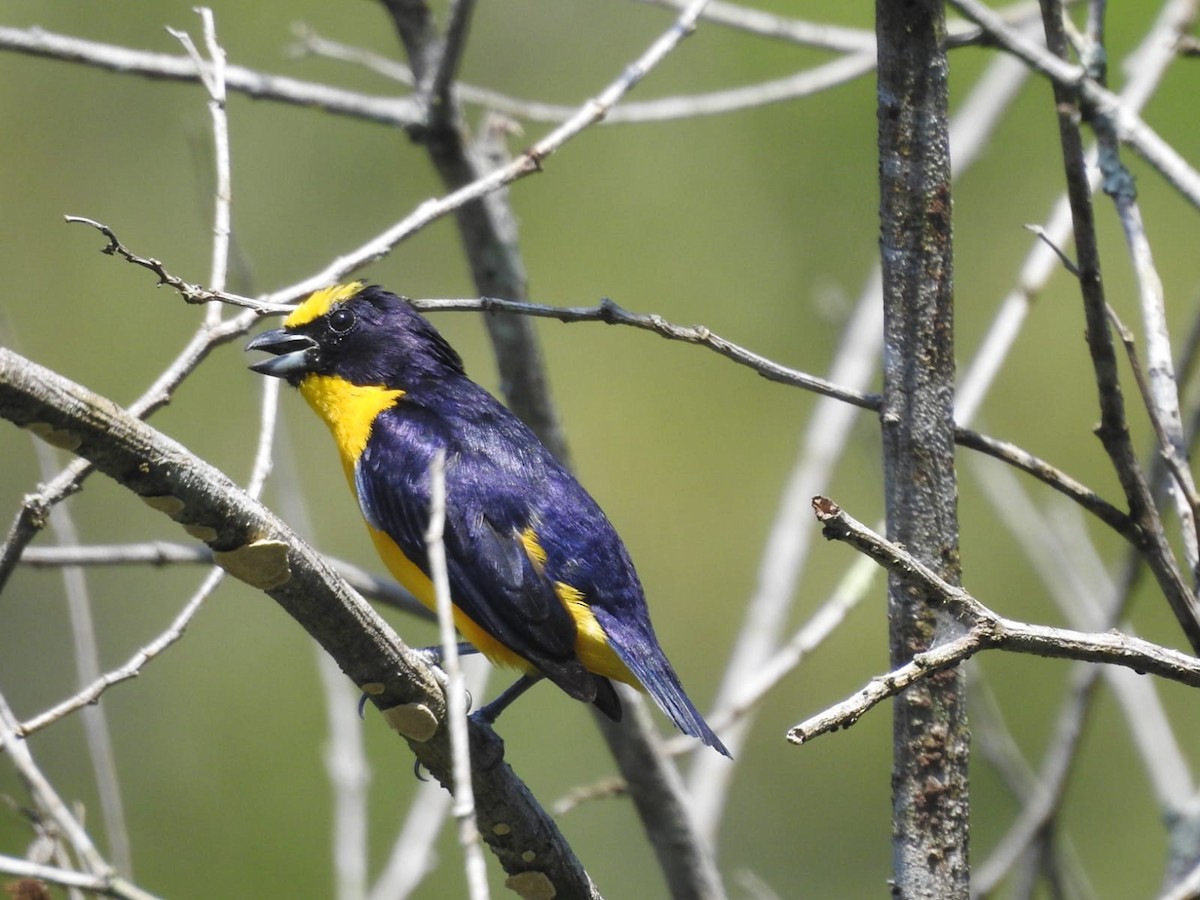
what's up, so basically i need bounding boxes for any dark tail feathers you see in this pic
[619,649,731,758]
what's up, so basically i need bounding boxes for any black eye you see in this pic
[328,306,357,335]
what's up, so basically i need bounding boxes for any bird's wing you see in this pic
[354,406,597,700]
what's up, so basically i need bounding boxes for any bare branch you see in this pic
[953,427,1131,536]
[17,568,220,739]
[63,217,279,312]
[1034,0,1200,651]
[790,499,1200,745]
[0,347,602,898]
[427,0,477,113]
[418,295,877,407]
[294,25,877,123]
[0,301,259,597]
[0,691,134,892]
[32,437,132,874]
[633,0,1051,50]
[18,542,430,619]
[0,24,422,128]
[949,0,1200,209]
[1108,308,1200,540]
[56,213,1138,568]
[426,449,489,900]
[631,0,876,51]
[0,852,158,900]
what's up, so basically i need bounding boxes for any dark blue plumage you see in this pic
[249,283,729,756]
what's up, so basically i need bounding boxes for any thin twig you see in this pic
[259,0,712,307]
[33,438,132,875]
[60,212,1141,566]
[1082,8,1200,575]
[63,217,275,311]
[416,295,878,406]
[1108,307,1200,535]
[426,0,476,111]
[790,498,1200,746]
[954,427,1132,536]
[632,0,1051,50]
[246,379,281,498]
[0,853,159,900]
[630,0,876,51]
[14,569,222,740]
[0,25,423,128]
[18,542,430,618]
[0,692,116,882]
[197,10,232,305]
[1024,223,1082,276]
[1034,0,1200,653]
[425,449,489,900]
[369,658,491,900]
[958,0,1198,425]
[949,0,1200,209]
[292,24,876,123]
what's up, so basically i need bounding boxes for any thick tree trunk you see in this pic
[876,1,970,896]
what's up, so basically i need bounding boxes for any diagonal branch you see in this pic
[949,0,1200,209]
[59,215,1139,561]
[790,498,1200,746]
[0,347,603,899]
[0,25,423,128]
[0,308,257,597]
[1035,0,1200,652]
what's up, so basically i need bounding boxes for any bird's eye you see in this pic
[328,306,357,335]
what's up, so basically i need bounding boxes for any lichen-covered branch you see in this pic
[0,347,602,899]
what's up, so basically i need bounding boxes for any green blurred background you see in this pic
[1,1,1198,897]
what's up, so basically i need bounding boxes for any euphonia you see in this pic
[248,283,728,756]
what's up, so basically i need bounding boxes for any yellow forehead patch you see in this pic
[284,282,364,328]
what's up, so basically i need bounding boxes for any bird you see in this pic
[247,282,729,756]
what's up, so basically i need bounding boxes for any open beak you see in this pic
[246,329,319,379]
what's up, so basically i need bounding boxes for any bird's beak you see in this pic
[246,328,319,379]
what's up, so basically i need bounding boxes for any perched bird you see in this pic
[248,283,729,756]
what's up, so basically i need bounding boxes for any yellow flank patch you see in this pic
[366,523,535,673]
[285,282,364,328]
[555,583,639,687]
[298,375,404,469]
[520,526,547,569]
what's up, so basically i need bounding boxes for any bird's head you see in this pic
[247,283,465,390]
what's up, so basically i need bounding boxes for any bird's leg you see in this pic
[471,673,543,726]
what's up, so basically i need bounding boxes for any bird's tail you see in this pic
[619,646,731,758]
